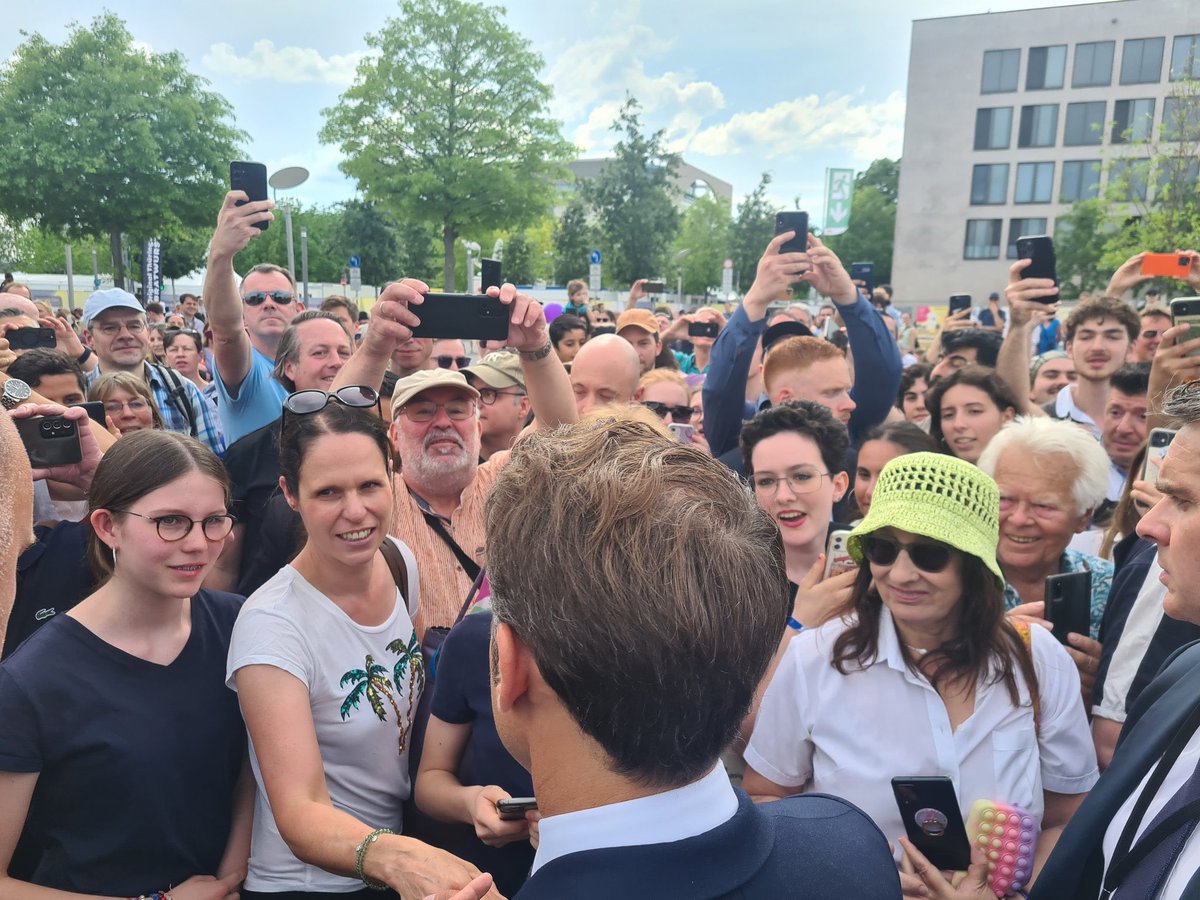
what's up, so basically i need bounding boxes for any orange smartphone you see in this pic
[1141,252,1192,278]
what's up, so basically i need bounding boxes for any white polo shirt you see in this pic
[744,607,1098,853]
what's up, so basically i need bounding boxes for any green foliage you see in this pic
[1050,200,1112,299]
[336,199,399,287]
[822,159,900,285]
[502,231,535,285]
[582,97,682,286]
[730,173,776,293]
[320,0,574,291]
[0,13,243,288]
[5,225,109,275]
[553,196,594,284]
[672,195,732,295]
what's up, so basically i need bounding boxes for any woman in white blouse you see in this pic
[743,452,1097,897]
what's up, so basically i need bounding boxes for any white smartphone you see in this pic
[668,423,695,444]
[824,529,856,578]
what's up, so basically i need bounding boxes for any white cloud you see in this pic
[202,39,371,86]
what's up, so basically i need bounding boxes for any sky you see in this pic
[8,0,1104,225]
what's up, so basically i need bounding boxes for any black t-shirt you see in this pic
[431,611,534,895]
[0,589,246,892]
[222,417,283,587]
[4,520,94,659]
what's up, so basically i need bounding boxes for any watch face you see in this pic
[4,379,31,403]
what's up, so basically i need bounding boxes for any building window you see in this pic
[1015,162,1055,203]
[1170,35,1200,81]
[1110,159,1150,201]
[1018,105,1059,148]
[982,49,1020,93]
[1120,37,1165,85]
[1157,157,1200,202]
[1064,101,1106,146]
[964,220,1002,260]
[971,164,1009,205]
[1060,161,1102,202]
[974,107,1013,150]
[1163,97,1200,142]
[1007,219,1048,259]
[1026,45,1066,90]
[1073,41,1114,87]
[1112,98,1156,144]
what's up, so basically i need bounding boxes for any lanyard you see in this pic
[1101,698,1200,897]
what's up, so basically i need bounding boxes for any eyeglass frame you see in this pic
[859,534,955,573]
[107,509,236,542]
[91,317,147,337]
[477,387,526,406]
[435,355,472,369]
[242,290,296,307]
[396,397,479,422]
[101,398,152,415]
[750,467,833,496]
[640,400,694,423]
[282,385,381,417]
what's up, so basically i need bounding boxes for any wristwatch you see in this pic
[1,378,31,410]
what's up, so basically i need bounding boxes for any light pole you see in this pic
[673,248,691,305]
[269,166,310,280]
[462,240,481,291]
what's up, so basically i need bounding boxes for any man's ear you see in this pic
[494,622,531,714]
[83,328,95,350]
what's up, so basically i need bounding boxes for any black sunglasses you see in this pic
[641,400,693,423]
[436,355,472,369]
[860,535,954,573]
[283,385,380,416]
[243,290,296,306]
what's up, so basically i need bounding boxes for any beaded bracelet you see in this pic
[129,892,172,900]
[355,827,395,890]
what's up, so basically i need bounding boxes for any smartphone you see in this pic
[668,422,695,444]
[481,258,502,291]
[496,797,538,821]
[823,529,856,578]
[688,321,720,339]
[1045,571,1092,643]
[1142,252,1192,279]
[851,262,874,296]
[69,401,107,428]
[6,327,57,350]
[1016,235,1059,302]
[775,211,809,255]
[948,294,972,316]
[642,280,666,294]
[230,161,269,231]
[1142,428,1177,484]
[411,293,512,341]
[1170,298,1200,357]
[892,776,972,872]
[15,414,83,468]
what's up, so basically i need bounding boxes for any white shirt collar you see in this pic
[531,764,739,874]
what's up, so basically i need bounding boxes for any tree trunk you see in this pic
[442,224,457,292]
[108,229,125,293]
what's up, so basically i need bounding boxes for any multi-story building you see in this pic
[893,0,1200,304]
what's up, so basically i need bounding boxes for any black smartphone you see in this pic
[642,280,666,294]
[6,327,57,350]
[1045,571,1091,643]
[1170,298,1200,357]
[69,401,107,428]
[481,258,502,291]
[411,293,511,341]
[949,294,972,316]
[230,161,269,231]
[851,261,874,295]
[775,211,809,255]
[15,415,83,468]
[496,797,538,821]
[1142,428,1177,484]
[891,776,972,872]
[1016,235,1059,302]
[688,321,720,339]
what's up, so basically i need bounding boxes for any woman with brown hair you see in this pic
[88,370,164,435]
[926,365,1018,464]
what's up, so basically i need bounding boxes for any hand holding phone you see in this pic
[230,161,270,231]
[687,321,720,339]
[411,293,512,341]
[6,327,57,351]
[892,776,972,872]
[948,294,972,316]
[496,797,538,821]
[1142,252,1193,279]
[1016,235,1059,302]
[775,211,810,255]
[15,413,83,469]
[1045,571,1091,643]
[1170,298,1200,357]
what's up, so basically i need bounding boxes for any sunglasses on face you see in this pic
[640,400,693,423]
[860,535,954,573]
[243,290,295,306]
[283,385,380,416]
[436,355,472,369]
[1141,330,1161,340]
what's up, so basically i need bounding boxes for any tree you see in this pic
[672,195,732,296]
[320,0,574,292]
[1050,199,1112,299]
[730,173,776,293]
[334,199,399,287]
[233,205,344,285]
[553,197,594,284]
[822,159,900,285]
[0,14,243,289]
[157,226,212,281]
[583,97,682,286]
[501,231,535,285]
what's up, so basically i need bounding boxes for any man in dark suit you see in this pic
[483,415,900,899]
[1034,381,1200,899]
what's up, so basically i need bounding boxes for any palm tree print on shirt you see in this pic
[386,631,425,754]
[340,653,409,754]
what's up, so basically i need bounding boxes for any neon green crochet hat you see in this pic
[847,452,1003,588]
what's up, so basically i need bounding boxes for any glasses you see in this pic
[398,398,477,422]
[751,468,832,495]
[243,290,295,306]
[436,355,472,369]
[860,535,954,573]
[1142,330,1161,340]
[283,385,380,416]
[641,400,693,423]
[110,510,235,542]
[478,387,526,405]
[103,398,150,415]
[94,319,146,337]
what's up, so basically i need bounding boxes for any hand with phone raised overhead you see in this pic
[1004,258,1061,326]
[210,190,275,261]
[1106,252,1152,299]
[490,283,549,354]
[360,279,427,356]
[743,232,813,320]
[799,234,857,305]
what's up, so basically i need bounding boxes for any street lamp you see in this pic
[269,166,310,281]
[673,248,691,304]
[462,240,481,291]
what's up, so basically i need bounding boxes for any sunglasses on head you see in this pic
[283,385,379,416]
[436,355,472,369]
[243,290,295,306]
[860,535,954,573]
[641,400,693,423]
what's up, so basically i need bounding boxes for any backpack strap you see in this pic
[378,537,409,606]
[151,363,199,437]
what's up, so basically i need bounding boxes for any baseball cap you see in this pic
[390,368,480,412]
[762,320,814,353]
[463,350,525,390]
[988,292,1001,301]
[82,288,143,327]
[616,309,659,335]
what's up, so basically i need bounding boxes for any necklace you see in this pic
[906,645,929,657]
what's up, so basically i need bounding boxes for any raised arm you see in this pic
[331,279,426,398]
[503,285,576,429]
[999,259,1059,417]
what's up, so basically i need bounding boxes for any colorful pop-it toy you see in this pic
[966,799,1038,898]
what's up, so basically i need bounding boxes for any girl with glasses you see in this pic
[87,370,164,436]
[0,431,251,896]
[743,452,1097,897]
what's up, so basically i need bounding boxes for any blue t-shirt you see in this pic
[431,611,534,895]
[0,590,246,892]
[215,346,287,445]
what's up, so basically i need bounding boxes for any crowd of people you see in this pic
[2,189,1200,900]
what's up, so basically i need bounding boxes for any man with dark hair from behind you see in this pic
[7,350,86,406]
[928,328,1003,382]
[484,414,900,899]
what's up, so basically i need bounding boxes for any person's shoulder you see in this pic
[194,588,246,629]
[446,610,492,647]
[0,612,81,671]
[240,567,303,616]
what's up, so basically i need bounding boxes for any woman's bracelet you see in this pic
[129,892,172,900]
[787,617,805,632]
[355,827,395,890]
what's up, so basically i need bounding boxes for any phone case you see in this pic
[688,322,720,338]
[481,259,502,291]
[775,213,809,254]
[1170,299,1200,358]
[824,530,856,578]
[892,777,972,872]
[1142,429,1177,483]
[231,162,269,231]
[15,415,83,468]
[411,293,511,341]
[1141,253,1192,278]
[1045,571,1091,643]
[949,295,972,315]
[668,423,695,444]
[966,799,1038,898]
[1016,236,1059,302]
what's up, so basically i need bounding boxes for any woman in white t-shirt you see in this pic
[228,392,495,898]
[743,452,1098,898]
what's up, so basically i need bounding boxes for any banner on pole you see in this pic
[823,169,855,235]
[141,239,162,307]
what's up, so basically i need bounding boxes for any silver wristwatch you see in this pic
[1,378,31,410]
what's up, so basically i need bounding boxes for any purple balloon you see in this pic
[544,302,564,322]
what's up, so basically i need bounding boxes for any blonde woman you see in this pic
[88,371,164,436]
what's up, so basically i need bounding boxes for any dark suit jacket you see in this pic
[515,791,901,899]
[1032,640,1200,899]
